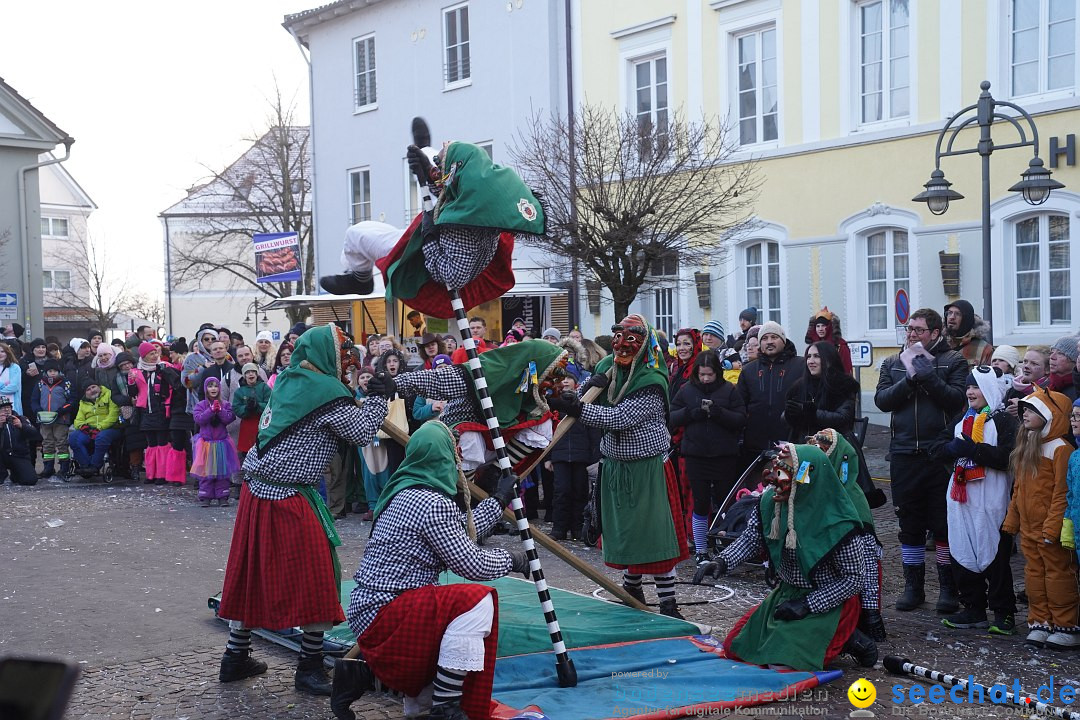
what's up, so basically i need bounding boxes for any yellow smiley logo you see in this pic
[848,678,876,709]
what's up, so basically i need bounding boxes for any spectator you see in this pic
[418,333,446,369]
[231,362,271,460]
[669,329,703,402]
[230,331,245,350]
[990,345,1020,377]
[410,355,453,427]
[126,325,154,350]
[287,322,309,344]
[743,326,761,364]
[701,320,725,351]
[736,320,805,471]
[441,334,458,355]
[547,361,602,541]
[1047,335,1079,401]
[268,342,294,388]
[191,377,240,506]
[0,395,41,486]
[405,310,425,337]
[226,345,266,400]
[1006,345,1051,418]
[253,331,276,376]
[785,341,859,441]
[196,341,236,403]
[46,342,61,361]
[365,334,382,360]
[669,350,746,564]
[217,328,233,348]
[542,327,561,344]
[168,338,188,368]
[803,308,853,375]
[110,338,126,351]
[182,327,218,414]
[568,328,584,342]
[450,317,493,363]
[129,342,184,485]
[64,339,94,391]
[577,338,607,372]
[91,343,119,391]
[874,307,967,614]
[88,330,104,354]
[943,300,994,368]
[18,339,48,418]
[503,328,525,346]
[729,307,757,354]
[1,323,25,355]
[69,379,121,477]
[30,359,74,478]
[112,351,144,481]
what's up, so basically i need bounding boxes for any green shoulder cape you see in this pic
[468,339,568,428]
[818,431,875,532]
[373,420,460,522]
[435,142,546,235]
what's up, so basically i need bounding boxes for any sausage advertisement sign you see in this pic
[253,232,302,284]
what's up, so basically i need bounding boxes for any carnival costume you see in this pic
[217,324,391,696]
[694,444,876,671]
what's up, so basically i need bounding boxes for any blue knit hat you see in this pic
[564,361,584,384]
[702,320,725,340]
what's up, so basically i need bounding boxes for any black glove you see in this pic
[803,396,816,415]
[406,145,434,187]
[548,391,582,418]
[945,434,978,458]
[584,372,610,392]
[690,406,708,420]
[773,598,811,621]
[367,372,396,399]
[507,549,531,578]
[245,397,256,411]
[784,398,803,417]
[492,468,519,510]
[692,558,728,585]
[911,354,935,381]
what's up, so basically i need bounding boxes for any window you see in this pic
[858,0,909,123]
[1011,0,1076,97]
[735,26,778,145]
[651,251,678,277]
[745,240,781,323]
[40,217,68,238]
[866,229,909,330]
[444,3,471,87]
[1015,213,1071,325]
[633,56,669,144]
[654,287,675,338]
[349,169,371,224]
[42,270,71,291]
[354,35,377,110]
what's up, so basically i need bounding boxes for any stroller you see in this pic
[706,449,779,587]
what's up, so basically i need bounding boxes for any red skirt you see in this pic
[237,416,259,453]
[603,459,690,575]
[357,584,499,720]
[218,484,345,629]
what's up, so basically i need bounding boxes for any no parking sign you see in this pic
[895,288,910,325]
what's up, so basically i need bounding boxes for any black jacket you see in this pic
[670,379,746,457]
[549,418,602,465]
[736,340,806,453]
[784,372,860,442]
[874,336,968,455]
[0,415,42,458]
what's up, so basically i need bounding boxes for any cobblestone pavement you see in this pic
[2,426,1075,719]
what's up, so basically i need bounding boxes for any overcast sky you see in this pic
[2,0,312,295]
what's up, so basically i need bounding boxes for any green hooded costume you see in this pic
[727,444,864,670]
[373,421,462,522]
[463,339,568,429]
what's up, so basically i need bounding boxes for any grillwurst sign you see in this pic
[253,232,302,284]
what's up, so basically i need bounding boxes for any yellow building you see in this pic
[575,0,1080,413]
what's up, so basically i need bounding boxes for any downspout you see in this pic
[18,137,74,341]
[564,0,579,329]
[287,24,316,301]
[163,215,174,333]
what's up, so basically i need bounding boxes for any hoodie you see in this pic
[944,300,994,368]
[192,377,236,442]
[803,309,853,375]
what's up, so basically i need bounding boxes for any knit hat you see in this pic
[43,358,61,373]
[759,321,786,343]
[28,338,46,351]
[990,344,1020,371]
[138,341,157,359]
[241,362,259,375]
[80,378,100,396]
[288,322,309,337]
[702,320,725,340]
[9,323,23,338]
[542,327,562,341]
[1052,335,1080,363]
[255,330,274,343]
[359,365,376,376]
[0,395,11,408]
[115,352,135,368]
[564,361,584,384]
[431,354,453,369]
[169,338,188,354]
[504,327,525,344]
[88,329,103,341]
[739,307,758,323]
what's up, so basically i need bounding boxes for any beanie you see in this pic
[1052,335,1080,363]
[432,354,453,369]
[169,338,189,354]
[28,338,46,351]
[739,307,758,323]
[255,330,274,343]
[759,321,787,343]
[289,322,309,337]
[241,362,259,375]
[990,344,1020,371]
[359,365,376,376]
[564,361,585,384]
[542,327,562,341]
[10,323,23,338]
[42,358,60,373]
[138,342,156,359]
[702,320,725,340]
[114,352,135,368]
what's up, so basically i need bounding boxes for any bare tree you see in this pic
[47,230,135,332]
[510,105,761,320]
[167,88,313,325]
[126,293,166,327]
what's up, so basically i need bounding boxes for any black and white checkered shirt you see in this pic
[245,396,388,501]
[577,386,670,461]
[394,367,477,429]
[720,504,865,614]
[423,224,500,291]
[346,489,510,636]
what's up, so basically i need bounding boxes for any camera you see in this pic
[700,399,713,409]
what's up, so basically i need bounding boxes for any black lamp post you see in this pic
[912,81,1064,344]
[242,298,270,333]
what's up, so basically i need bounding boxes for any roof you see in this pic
[282,0,387,39]
[0,76,72,150]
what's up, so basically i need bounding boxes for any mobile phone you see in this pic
[0,656,79,720]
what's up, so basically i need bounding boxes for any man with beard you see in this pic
[547,314,689,618]
[735,321,805,473]
[943,299,994,368]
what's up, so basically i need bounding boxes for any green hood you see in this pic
[592,317,669,408]
[256,325,353,451]
[758,445,863,580]
[373,420,461,521]
[468,339,569,428]
[435,142,546,235]
[814,429,875,532]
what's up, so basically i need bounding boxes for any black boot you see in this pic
[331,658,376,720]
[320,273,374,296]
[895,563,925,611]
[218,649,268,683]
[658,599,685,620]
[621,582,647,606]
[842,628,878,668]
[428,700,470,720]
[935,563,960,614]
[859,609,887,642]
[38,460,55,478]
[295,654,332,696]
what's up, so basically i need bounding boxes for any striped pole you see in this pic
[448,289,577,688]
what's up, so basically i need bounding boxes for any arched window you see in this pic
[744,240,781,324]
[865,228,910,331]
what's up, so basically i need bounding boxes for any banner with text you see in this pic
[254,232,302,284]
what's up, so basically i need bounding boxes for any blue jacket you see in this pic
[31,376,75,424]
[549,417,602,465]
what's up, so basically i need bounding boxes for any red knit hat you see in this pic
[138,341,157,359]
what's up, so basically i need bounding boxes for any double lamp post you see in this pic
[912,81,1065,345]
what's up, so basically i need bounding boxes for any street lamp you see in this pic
[912,81,1064,344]
[242,298,270,333]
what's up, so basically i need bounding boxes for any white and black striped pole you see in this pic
[884,656,1080,720]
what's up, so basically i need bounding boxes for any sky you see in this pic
[2,0,313,296]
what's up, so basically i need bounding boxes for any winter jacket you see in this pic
[31,377,75,424]
[874,336,968,455]
[227,366,268,401]
[0,363,23,416]
[0,415,41,458]
[193,397,236,441]
[197,361,236,403]
[231,380,271,419]
[73,386,120,432]
[128,365,178,431]
[784,372,861,442]
[63,355,94,392]
[943,300,994,368]
[549,416,602,465]
[669,379,746,457]
[736,339,806,453]
[19,356,47,412]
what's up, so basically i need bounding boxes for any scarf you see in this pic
[950,408,992,503]
[1048,371,1074,393]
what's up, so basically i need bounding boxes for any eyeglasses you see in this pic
[905,326,931,336]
